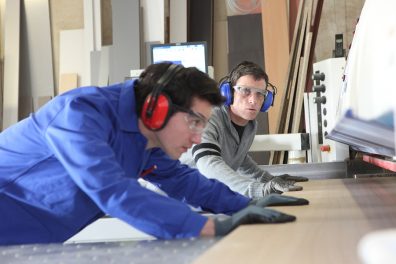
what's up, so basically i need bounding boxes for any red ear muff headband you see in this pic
[141,64,183,130]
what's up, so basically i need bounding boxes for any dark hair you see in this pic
[225,61,269,87]
[135,62,224,117]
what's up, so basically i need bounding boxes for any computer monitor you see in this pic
[150,41,208,73]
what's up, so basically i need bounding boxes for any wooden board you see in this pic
[261,0,289,134]
[278,5,307,163]
[49,0,84,95]
[291,0,313,134]
[291,33,312,134]
[0,59,2,129]
[37,96,52,110]
[170,0,187,43]
[59,73,78,94]
[273,0,304,135]
[283,4,309,134]
[269,0,304,164]
[2,0,21,130]
[109,0,140,84]
[194,177,396,264]
[59,29,84,89]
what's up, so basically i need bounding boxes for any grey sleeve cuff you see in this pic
[246,181,267,198]
[258,171,274,183]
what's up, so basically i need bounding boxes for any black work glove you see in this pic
[276,174,309,182]
[249,193,309,207]
[261,174,308,195]
[214,205,296,236]
[262,177,302,194]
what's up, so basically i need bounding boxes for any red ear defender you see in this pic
[141,93,172,130]
[140,63,183,130]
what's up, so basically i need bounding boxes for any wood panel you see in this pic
[140,0,165,43]
[271,0,305,164]
[82,0,95,86]
[269,0,302,163]
[169,0,187,43]
[19,0,55,115]
[291,10,313,133]
[0,58,2,130]
[261,0,289,134]
[49,0,84,95]
[212,0,229,81]
[289,0,300,50]
[59,73,78,94]
[282,6,308,133]
[109,0,140,84]
[100,0,113,46]
[59,29,83,89]
[194,177,396,264]
[212,20,228,81]
[2,0,20,130]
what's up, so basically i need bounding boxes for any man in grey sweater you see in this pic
[180,61,308,198]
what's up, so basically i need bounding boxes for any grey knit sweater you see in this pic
[180,105,272,198]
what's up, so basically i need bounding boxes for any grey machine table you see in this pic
[0,238,219,264]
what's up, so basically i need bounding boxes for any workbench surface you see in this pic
[2,177,395,264]
[194,177,396,264]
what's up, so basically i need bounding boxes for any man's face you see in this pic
[156,97,212,159]
[230,75,267,126]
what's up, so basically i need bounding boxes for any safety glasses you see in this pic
[173,105,208,134]
[233,85,268,100]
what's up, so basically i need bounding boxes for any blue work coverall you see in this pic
[0,80,249,245]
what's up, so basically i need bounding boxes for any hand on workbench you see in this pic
[262,176,304,195]
[249,193,309,207]
[276,174,309,182]
[214,205,296,236]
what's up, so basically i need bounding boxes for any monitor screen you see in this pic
[150,42,208,73]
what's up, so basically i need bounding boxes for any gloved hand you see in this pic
[276,174,309,182]
[214,205,296,236]
[249,193,309,207]
[260,174,308,195]
[262,176,303,194]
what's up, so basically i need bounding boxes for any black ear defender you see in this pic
[141,64,183,130]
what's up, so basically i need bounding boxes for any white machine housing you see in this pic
[306,57,349,163]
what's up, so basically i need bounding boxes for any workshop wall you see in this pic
[0,0,366,132]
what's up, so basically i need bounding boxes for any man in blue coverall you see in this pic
[0,62,302,245]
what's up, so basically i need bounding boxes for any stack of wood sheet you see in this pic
[270,0,324,164]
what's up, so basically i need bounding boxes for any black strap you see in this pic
[192,143,221,155]
[147,64,183,117]
[194,151,221,163]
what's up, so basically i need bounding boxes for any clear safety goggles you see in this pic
[233,85,268,100]
[173,105,208,134]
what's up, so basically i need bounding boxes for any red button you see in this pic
[320,145,331,152]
